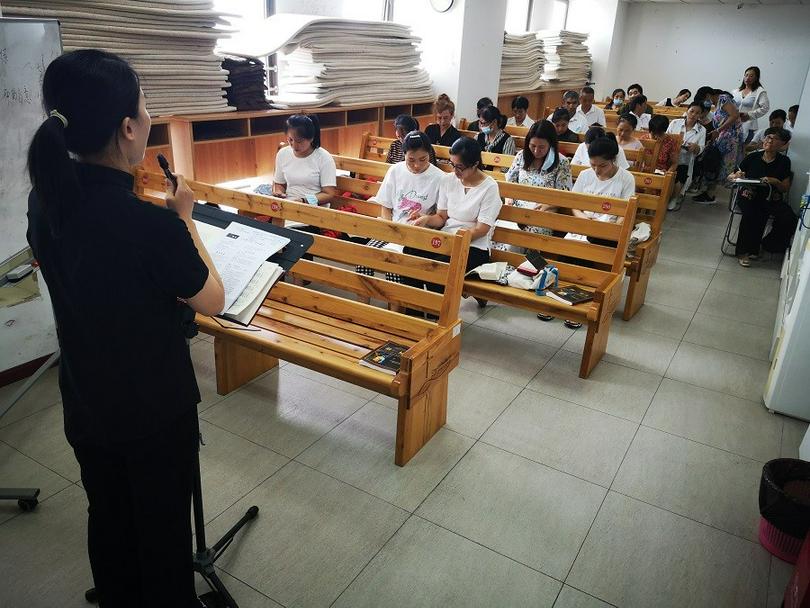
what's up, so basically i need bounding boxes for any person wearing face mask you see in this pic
[356,131,444,283]
[729,127,795,267]
[425,93,462,146]
[732,66,770,143]
[604,88,625,111]
[476,105,516,157]
[26,50,225,607]
[657,88,691,108]
[548,90,585,133]
[468,96,494,132]
[572,126,631,170]
[666,102,706,210]
[551,108,580,143]
[386,115,437,165]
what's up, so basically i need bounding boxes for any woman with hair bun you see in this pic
[425,93,462,146]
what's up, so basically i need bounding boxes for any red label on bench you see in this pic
[601,202,612,211]
[431,237,442,248]
[270,202,280,212]
[644,177,652,185]
[494,156,501,163]
[142,175,148,184]
[370,139,378,146]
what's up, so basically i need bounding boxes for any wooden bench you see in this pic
[332,156,640,377]
[133,169,471,466]
[342,148,674,322]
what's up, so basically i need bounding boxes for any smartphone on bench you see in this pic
[526,249,548,270]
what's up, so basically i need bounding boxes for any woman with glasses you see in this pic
[408,137,503,284]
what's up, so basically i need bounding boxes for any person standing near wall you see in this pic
[692,87,743,204]
[732,66,770,143]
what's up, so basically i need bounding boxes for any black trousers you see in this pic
[735,199,798,257]
[73,409,200,608]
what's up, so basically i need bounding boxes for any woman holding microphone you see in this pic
[26,49,223,607]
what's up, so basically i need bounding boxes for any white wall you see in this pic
[788,64,810,211]
[613,3,810,114]
[566,0,622,98]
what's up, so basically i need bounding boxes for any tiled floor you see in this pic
[0,192,807,607]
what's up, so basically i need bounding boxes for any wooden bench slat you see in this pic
[492,226,617,266]
[497,205,624,241]
[334,155,390,178]
[288,259,445,314]
[261,305,388,350]
[331,195,382,217]
[498,181,632,217]
[267,300,418,347]
[306,232,452,285]
[336,175,381,196]
[488,249,611,288]
[268,282,434,341]
[250,314,374,359]
[463,279,597,321]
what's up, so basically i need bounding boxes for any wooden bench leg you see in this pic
[580,315,613,379]
[623,267,652,321]
[214,338,279,395]
[394,375,448,466]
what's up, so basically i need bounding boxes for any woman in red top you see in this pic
[644,114,678,173]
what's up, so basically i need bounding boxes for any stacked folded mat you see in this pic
[219,13,434,109]
[220,55,271,111]
[537,30,592,90]
[1,0,235,116]
[499,32,546,94]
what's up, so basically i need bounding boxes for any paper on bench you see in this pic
[205,222,290,310]
[224,261,284,324]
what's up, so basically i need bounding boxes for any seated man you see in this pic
[746,109,791,153]
[572,86,606,131]
[730,127,795,267]
[551,108,580,143]
[548,90,586,133]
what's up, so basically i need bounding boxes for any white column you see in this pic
[394,0,507,123]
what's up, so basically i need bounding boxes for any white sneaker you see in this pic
[667,195,682,211]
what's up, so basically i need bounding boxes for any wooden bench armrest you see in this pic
[594,272,624,325]
[401,321,463,408]
[634,233,662,274]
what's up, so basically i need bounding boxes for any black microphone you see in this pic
[157,153,178,190]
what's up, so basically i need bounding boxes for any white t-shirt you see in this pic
[437,173,503,250]
[619,139,644,151]
[750,122,792,145]
[632,112,651,130]
[273,146,337,202]
[507,115,535,128]
[548,111,587,134]
[572,167,636,223]
[575,105,606,129]
[571,142,631,170]
[372,161,443,224]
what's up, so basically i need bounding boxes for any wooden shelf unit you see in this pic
[145,100,440,184]
[496,89,567,123]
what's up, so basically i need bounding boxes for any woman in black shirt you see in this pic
[730,127,795,266]
[425,93,462,147]
[26,50,224,607]
[467,96,494,132]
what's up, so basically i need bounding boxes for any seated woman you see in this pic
[572,135,636,223]
[604,88,625,111]
[572,126,631,170]
[273,114,338,207]
[665,102,706,210]
[641,115,678,174]
[468,96,494,132]
[616,113,643,153]
[409,137,503,286]
[507,95,534,128]
[476,105,516,156]
[730,127,795,267]
[551,108,580,143]
[657,89,691,107]
[425,94,462,146]
[356,131,444,282]
[386,115,437,165]
[501,121,579,327]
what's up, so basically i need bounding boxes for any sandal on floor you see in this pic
[537,313,554,322]
[738,256,751,267]
[564,320,583,329]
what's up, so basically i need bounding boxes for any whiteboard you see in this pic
[0,18,62,373]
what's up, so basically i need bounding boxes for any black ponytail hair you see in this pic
[523,120,559,172]
[480,105,507,130]
[587,132,620,162]
[402,130,434,156]
[449,137,482,169]
[27,49,141,235]
[394,114,419,133]
[286,114,321,148]
[584,125,607,145]
[617,112,638,129]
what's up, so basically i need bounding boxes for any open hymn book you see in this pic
[194,220,289,325]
